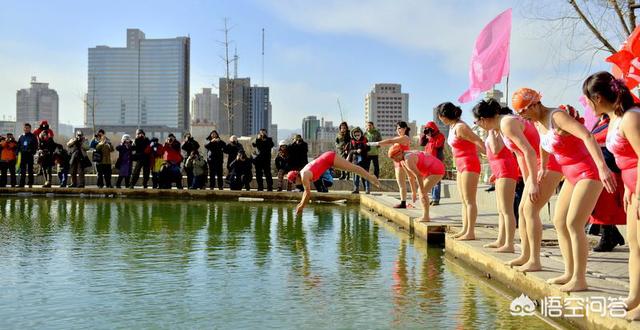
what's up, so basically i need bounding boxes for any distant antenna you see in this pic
[336,98,344,122]
[261,28,265,86]
[233,46,238,79]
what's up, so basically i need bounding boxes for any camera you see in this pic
[424,128,433,135]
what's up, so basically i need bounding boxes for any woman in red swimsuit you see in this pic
[436,102,485,241]
[513,87,615,292]
[473,97,563,272]
[584,71,640,318]
[287,151,380,214]
[473,99,519,253]
[388,144,445,222]
[367,121,412,209]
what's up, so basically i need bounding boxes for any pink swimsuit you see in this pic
[539,110,599,185]
[501,115,562,176]
[303,151,336,182]
[485,138,519,180]
[606,110,640,191]
[410,151,445,177]
[447,122,481,173]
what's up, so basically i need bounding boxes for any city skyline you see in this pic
[1,0,612,132]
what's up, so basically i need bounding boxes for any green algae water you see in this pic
[0,197,556,329]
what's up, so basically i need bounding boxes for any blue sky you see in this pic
[0,0,613,132]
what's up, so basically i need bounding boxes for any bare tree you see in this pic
[217,18,242,136]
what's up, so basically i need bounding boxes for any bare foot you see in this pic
[546,273,572,285]
[624,296,640,311]
[483,241,501,248]
[507,255,528,267]
[456,233,476,241]
[626,306,640,320]
[517,261,542,272]
[495,245,515,253]
[418,217,430,223]
[558,279,588,292]
[452,230,466,238]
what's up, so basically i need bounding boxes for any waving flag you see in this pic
[459,8,512,103]
[607,26,640,89]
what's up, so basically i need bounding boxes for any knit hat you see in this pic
[121,134,131,143]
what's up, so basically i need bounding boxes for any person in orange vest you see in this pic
[0,133,18,187]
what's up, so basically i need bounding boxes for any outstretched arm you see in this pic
[296,171,313,215]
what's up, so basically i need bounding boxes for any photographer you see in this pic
[37,131,56,188]
[204,130,226,190]
[149,137,164,189]
[17,123,38,188]
[130,129,151,189]
[162,134,183,189]
[95,134,114,188]
[0,133,18,187]
[364,122,382,179]
[66,130,89,188]
[181,132,200,189]
[252,128,274,191]
[419,121,445,205]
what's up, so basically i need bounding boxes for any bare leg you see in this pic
[558,179,602,292]
[333,156,381,188]
[508,195,529,266]
[627,198,640,319]
[494,178,516,253]
[546,181,574,285]
[453,173,467,238]
[395,166,407,202]
[419,175,444,222]
[457,171,479,241]
[517,171,563,272]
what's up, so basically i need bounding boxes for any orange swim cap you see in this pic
[388,143,405,159]
[512,88,541,111]
[287,170,299,183]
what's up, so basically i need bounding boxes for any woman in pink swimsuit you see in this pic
[436,102,485,241]
[388,143,445,222]
[474,98,564,272]
[472,100,519,253]
[287,151,381,214]
[514,87,615,292]
[584,71,640,318]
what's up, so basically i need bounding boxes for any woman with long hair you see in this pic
[472,99,519,252]
[583,71,640,316]
[436,102,485,241]
[513,87,615,292]
[367,121,412,209]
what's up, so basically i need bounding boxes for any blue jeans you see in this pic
[353,158,370,191]
[431,181,441,202]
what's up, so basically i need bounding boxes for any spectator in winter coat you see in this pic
[0,133,18,187]
[204,130,226,190]
[95,135,114,188]
[130,129,151,189]
[66,130,89,188]
[335,122,351,180]
[347,127,369,194]
[364,122,382,179]
[186,150,208,189]
[33,120,55,141]
[149,137,164,189]
[287,134,308,171]
[161,134,183,189]
[419,121,445,205]
[115,134,133,188]
[53,143,70,187]
[275,140,291,192]
[224,135,244,172]
[17,123,38,188]
[181,132,200,189]
[38,131,56,188]
[252,128,275,191]
[228,151,252,191]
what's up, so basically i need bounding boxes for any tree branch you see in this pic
[630,0,638,30]
[612,0,632,35]
[568,0,617,53]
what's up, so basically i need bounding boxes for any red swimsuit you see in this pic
[485,137,519,180]
[447,122,481,174]
[411,151,445,177]
[539,110,599,185]
[303,151,336,182]
[606,110,640,191]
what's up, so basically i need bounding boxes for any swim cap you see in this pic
[387,143,405,159]
[512,88,541,111]
[287,171,299,183]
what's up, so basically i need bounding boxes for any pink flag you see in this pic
[459,8,512,103]
[579,95,598,130]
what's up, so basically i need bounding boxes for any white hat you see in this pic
[121,134,131,143]
[279,139,287,146]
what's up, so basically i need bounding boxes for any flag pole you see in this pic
[505,74,510,107]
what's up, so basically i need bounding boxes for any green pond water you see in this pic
[0,197,557,329]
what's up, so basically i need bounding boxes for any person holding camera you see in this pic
[95,134,114,188]
[204,130,226,190]
[162,134,183,189]
[287,134,308,172]
[364,122,382,180]
[66,130,89,188]
[0,133,18,187]
[130,129,151,189]
[419,121,446,205]
[181,132,200,188]
[115,134,133,188]
[37,131,56,188]
[149,137,164,189]
[228,151,252,191]
[252,128,274,191]
[17,123,38,188]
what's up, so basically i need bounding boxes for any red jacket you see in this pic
[421,122,445,159]
[163,141,182,164]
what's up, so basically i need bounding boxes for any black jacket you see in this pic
[204,139,226,163]
[18,133,38,155]
[287,140,308,171]
[252,136,274,163]
[181,138,200,155]
[132,136,150,162]
[224,142,244,168]
[229,158,252,178]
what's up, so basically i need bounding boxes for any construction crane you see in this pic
[336,98,344,122]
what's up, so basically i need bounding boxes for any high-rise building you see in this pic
[485,88,506,106]
[218,77,250,135]
[249,86,270,135]
[192,88,219,124]
[16,77,59,135]
[302,116,320,141]
[86,29,190,132]
[364,83,409,137]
